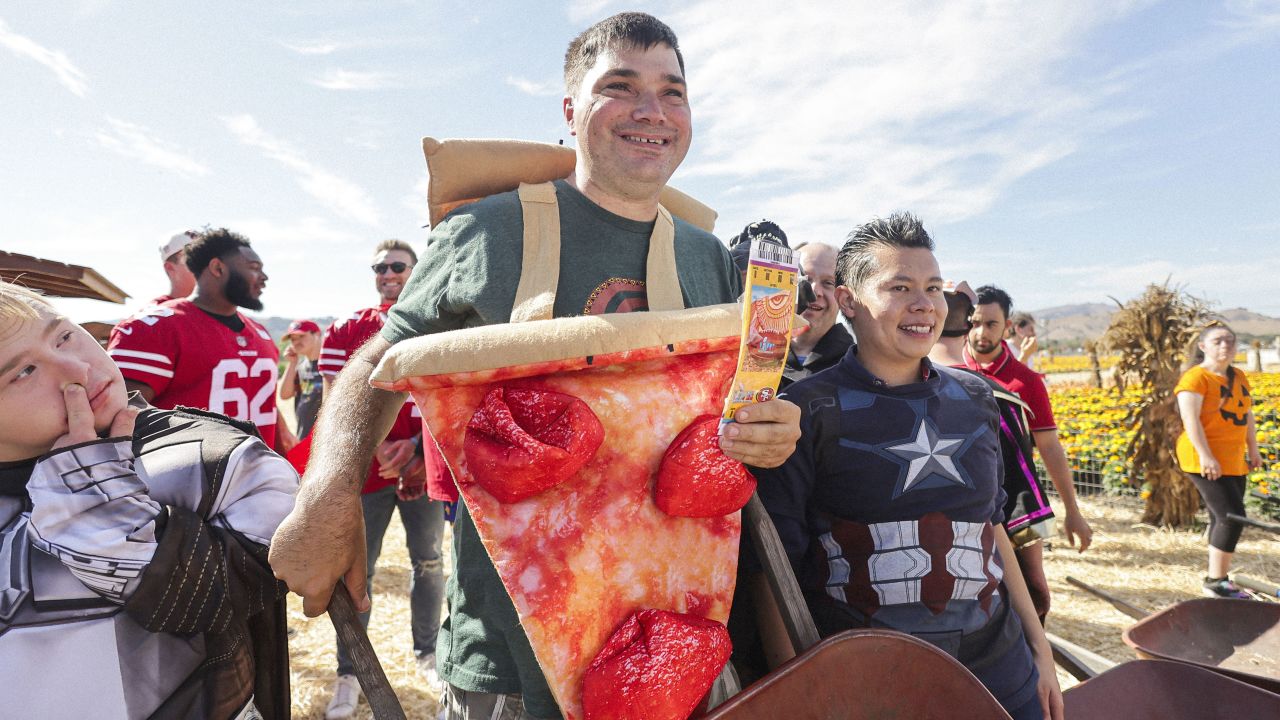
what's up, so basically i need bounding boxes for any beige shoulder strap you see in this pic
[511,182,561,323]
[646,205,685,313]
[510,182,687,323]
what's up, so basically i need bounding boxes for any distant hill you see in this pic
[259,316,336,340]
[1030,303,1280,344]
[1031,303,1115,343]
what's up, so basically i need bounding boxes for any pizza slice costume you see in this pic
[371,181,750,720]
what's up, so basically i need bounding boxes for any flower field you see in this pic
[1038,354,1118,374]
[1050,372,1279,516]
[1039,352,1248,375]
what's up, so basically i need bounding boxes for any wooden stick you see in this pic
[743,493,821,653]
[328,581,407,720]
[1046,631,1115,681]
[1065,576,1150,620]
[1228,513,1280,535]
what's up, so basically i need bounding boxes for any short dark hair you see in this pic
[185,228,251,277]
[374,238,417,264]
[975,284,1013,321]
[835,212,934,291]
[564,12,684,97]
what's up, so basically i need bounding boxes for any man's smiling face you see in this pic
[798,243,839,341]
[373,248,415,304]
[564,42,691,204]
[837,245,947,380]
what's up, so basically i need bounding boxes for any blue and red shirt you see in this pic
[754,347,1037,711]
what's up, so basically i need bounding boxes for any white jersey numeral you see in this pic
[209,358,278,426]
[133,305,176,326]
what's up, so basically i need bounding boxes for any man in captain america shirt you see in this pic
[318,238,448,720]
[753,213,1063,720]
[107,228,281,449]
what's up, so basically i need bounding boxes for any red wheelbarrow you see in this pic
[1064,659,1280,718]
[703,629,1012,720]
[1123,598,1280,694]
[1067,576,1280,695]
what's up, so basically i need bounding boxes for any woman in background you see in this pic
[1174,322,1263,598]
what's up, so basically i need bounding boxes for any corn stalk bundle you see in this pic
[1102,282,1211,526]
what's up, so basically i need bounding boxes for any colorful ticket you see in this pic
[721,240,798,425]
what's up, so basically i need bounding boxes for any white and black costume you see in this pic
[0,404,297,719]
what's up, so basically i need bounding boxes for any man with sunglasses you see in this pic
[318,239,447,720]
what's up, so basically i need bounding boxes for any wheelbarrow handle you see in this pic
[743,493,822,653]
[1065,576,1150,620]
[1227,513,1280,535]
[328,581,407,720]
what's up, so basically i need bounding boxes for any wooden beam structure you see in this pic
[0,251,129,303]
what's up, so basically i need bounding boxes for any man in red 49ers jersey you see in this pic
[108,228,280,449]
[319,238,448,720]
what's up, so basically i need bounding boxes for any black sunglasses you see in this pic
[371,262,410,274]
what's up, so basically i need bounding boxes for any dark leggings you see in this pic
[1188,473,1247,552]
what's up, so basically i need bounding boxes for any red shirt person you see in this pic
[317,239,450,717]
[108,228,279,448]
[963,284,1092,554]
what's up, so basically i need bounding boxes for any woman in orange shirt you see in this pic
[1174,323,1263,598]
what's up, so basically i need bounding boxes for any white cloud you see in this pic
[310,69,397,90]
[1036,256,1280,314]
[280,39,344,55]
[94,117,209,177]
[567,0,623,24]
[1221,0,1280,31]
[654,1,1149,240]
[221,114,382,227]
[506,75,561,97]
[401,174,431,227]
[0,17,89,96]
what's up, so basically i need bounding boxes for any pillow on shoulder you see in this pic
[420,137,717,232]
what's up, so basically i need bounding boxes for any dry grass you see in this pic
[283,495,1280,714]
[1043,494,1280,689]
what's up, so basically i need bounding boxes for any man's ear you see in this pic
[835,285,859,320]
[207,256,225,279]
[563,96,576,136]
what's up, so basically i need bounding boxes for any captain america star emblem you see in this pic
[881,417,976,497]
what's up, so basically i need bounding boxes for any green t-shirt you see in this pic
[382,179,741,719]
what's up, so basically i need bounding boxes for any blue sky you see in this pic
[3,0,1279,325]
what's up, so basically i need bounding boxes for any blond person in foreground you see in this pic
[0,280,297,719]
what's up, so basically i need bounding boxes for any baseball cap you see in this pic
[160,230,199,261]
[283,319,321,337]
[942,279,977,305]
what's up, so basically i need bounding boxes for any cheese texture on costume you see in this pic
[372,305,746,720]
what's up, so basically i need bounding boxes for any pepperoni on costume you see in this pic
[464,387,605,503]
[655,415,756,518]
[581,609,731,720]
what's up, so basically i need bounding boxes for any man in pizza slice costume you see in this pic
[270,12,802,720]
